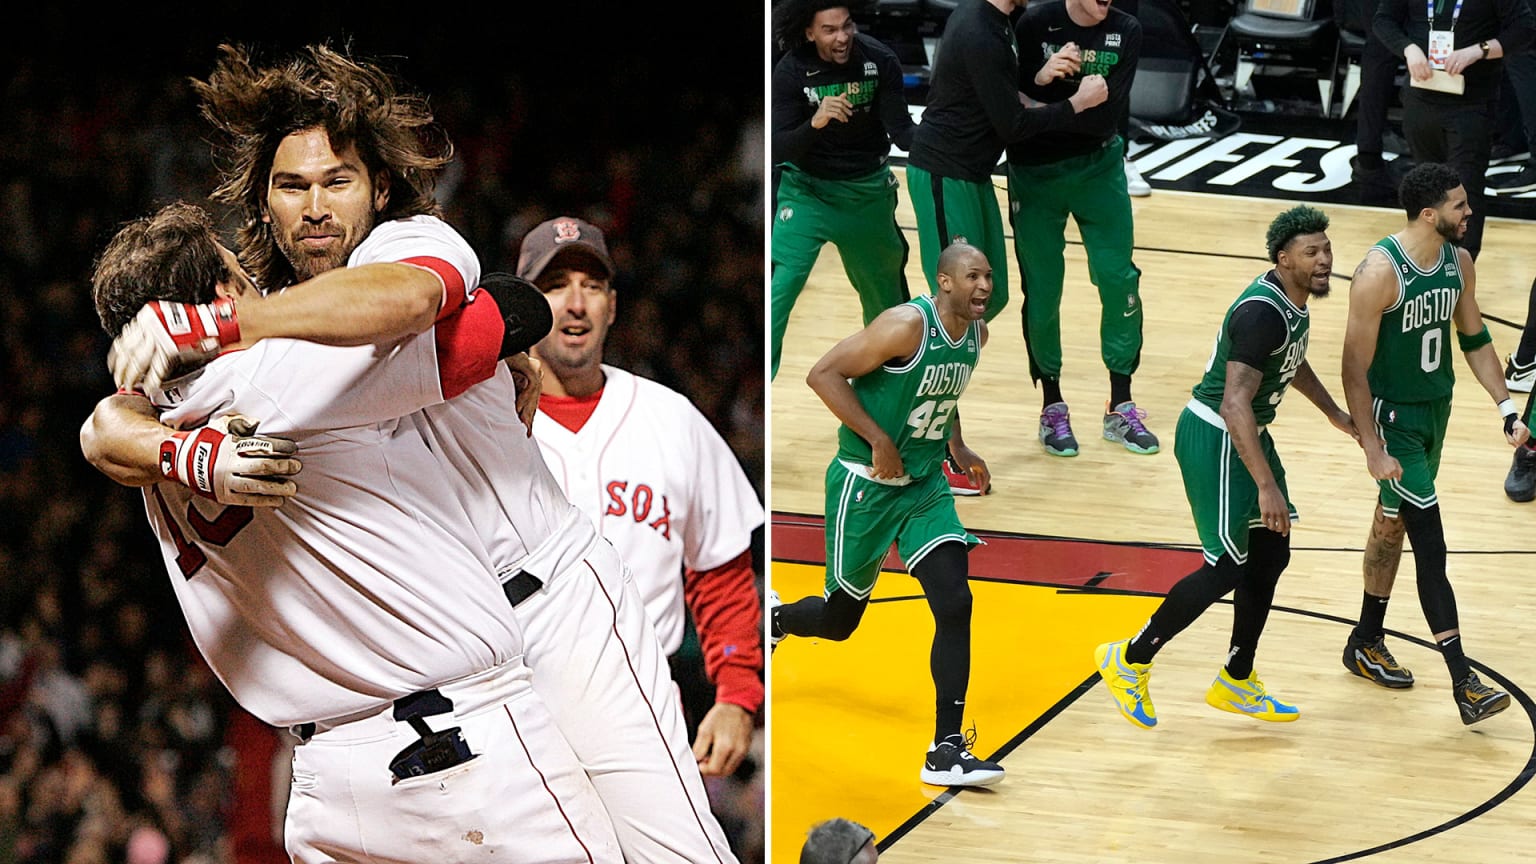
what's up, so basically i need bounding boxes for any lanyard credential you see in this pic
[1428,0,1465,29]
[1426,0,1464,68]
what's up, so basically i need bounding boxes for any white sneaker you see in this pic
[1507,354,1536,393]
[768,589,783,649]
[1125,159,1151,197]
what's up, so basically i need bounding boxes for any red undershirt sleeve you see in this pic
[683,549,764,715]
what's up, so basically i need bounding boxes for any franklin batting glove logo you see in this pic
[193,440,216,495]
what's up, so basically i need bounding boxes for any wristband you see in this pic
[1457,325,1492,352]
[1500,398,1518,435]
[153,296,242,354]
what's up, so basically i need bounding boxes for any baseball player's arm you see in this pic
[1450,248,1529,445]
[806,306,925,479]
[683,548,762,777]
[1342,250,1402,479]
[80,393,173,487]
[79,392,300,506]
[239,262,451,344]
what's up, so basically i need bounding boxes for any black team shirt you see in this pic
[1009,1,1142,165]
[908,0,1077,183]
[772,33,917,180]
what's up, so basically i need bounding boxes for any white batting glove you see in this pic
[160,415,301,508]
[110,297,242,392]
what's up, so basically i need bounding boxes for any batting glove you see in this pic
[160,415,301,508]
[110,297,241,392]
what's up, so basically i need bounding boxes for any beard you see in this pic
[276,211,374,281]
[1434,213,1465,243]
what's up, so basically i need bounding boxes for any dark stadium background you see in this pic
[0,5,766,862]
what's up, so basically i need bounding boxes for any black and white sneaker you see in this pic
[920,728,1005,787]
[1488,164,1536,196]
[1505,354,1536,393]
[768,589,784,651]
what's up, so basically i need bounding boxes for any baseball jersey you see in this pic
[1367,235,1463,403]
[347,216,588,580]
[1192,271,1311,426]
[837,294,982,479]
[532,366,764,656]
[146,327,518,729]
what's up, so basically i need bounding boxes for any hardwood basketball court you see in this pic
[768,165,1536,863]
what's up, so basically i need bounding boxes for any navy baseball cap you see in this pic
[516,217,615,282]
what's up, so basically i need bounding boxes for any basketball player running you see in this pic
[1339,162,1525,724]
[86,202,622,863]
[770,242,1002,787]
[1096,206,1355,728]
[84,43,738,863]
[519,217,765,780]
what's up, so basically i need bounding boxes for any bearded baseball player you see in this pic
[519,217,766,779]
[84,202,622,863]
[85,43,739,864]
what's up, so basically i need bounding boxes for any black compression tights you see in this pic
[1399,503,1458,635]
[913,542,973,743]
[1126,528,1289,675]
[777,543,974,743]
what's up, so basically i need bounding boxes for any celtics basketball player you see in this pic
[1096,206,1356,730]
[769,242,1002,788]
[1341,162,1529,725]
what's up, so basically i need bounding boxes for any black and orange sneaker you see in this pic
[1342,632,1414,689]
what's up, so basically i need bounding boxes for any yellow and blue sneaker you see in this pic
[1205,668,1300,721]
[1094,640,1157,729]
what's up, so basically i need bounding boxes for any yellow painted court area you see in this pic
[768,560,1161,863]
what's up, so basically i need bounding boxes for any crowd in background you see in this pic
[0,11,764,864]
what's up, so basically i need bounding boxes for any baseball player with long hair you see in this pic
[83,42,738,864]
[86,202,622,863]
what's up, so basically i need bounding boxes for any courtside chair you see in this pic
[1219,0,1342,116]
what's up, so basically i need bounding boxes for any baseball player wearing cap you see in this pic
[84,203,622,863]
[520,217,765,779]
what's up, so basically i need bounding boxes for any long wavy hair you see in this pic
[192,43,452,291]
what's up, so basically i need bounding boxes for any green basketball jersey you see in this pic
[1191,271,1311,426]
[836,294,982,478]
[1367,235,1463,403]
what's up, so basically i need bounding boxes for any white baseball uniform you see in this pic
[145,306,620,863]
[533,366,764,662]
[351,218,739,864]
